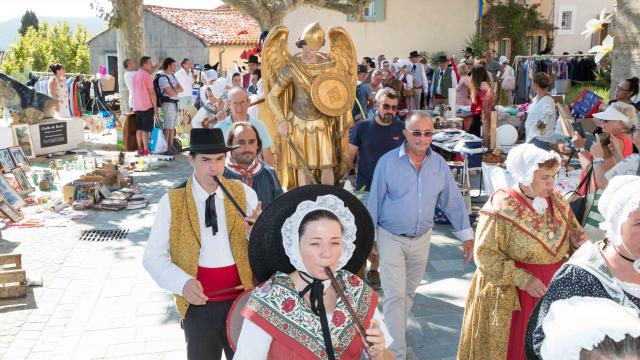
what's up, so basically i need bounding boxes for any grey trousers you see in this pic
[377,227,432,360]
[412,90,423,110]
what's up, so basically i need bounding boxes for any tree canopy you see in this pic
[1,22,91,76]
[19,10,39,36]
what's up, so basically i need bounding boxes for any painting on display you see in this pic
[0,195,23,223]
[0,175,26,208]
[0,149,16,172]
[12,124,35,159]
[8,146,31,167]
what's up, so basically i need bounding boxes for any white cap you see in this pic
[593,104,632,126]
[396,59,411,70]
[498,56,508,65]
[204,70,218,81]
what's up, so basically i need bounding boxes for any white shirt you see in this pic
[143,175,258,296]
[605,154,640,180]
[175,67,194,98]
[234,308,392,359]
[525,95,556,143]
[432,68,458,96]
[123,70,136,109]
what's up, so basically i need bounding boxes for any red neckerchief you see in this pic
[227,158,260,187]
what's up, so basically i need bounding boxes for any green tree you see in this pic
[19,10,39,36]
[1,22,91,76]
[481,2,554,58]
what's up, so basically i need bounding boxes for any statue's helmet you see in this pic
[299,22,325,49]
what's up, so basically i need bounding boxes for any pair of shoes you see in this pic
[366,270,381,289]
[137,149,144,156]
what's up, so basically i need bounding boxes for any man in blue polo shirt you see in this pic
[347,87,405,288]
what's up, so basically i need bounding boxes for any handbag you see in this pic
[149,116,168,154]
[567,165,593,224]
[403,88,415,97]
[501,75,516,91]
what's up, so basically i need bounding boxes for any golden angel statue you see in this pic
[261,22,357,188]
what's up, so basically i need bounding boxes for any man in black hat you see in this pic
[409,50,427,110]
[143,128,261,360]
[243,55,260,89]
[430,55,458,107]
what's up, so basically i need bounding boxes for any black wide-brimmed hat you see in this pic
[245,55,260,65]
[249,185,374,283]
[409,50,419,58]
[189,128,238,154]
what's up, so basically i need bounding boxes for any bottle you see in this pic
[118,149,125,166]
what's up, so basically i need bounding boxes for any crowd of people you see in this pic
[90,46,640,360]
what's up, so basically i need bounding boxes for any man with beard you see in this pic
[223,122,283,208]
[347,87,405,289]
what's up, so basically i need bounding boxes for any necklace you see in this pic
[518,185,535,200]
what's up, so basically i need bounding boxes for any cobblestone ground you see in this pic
[0,146,477,360]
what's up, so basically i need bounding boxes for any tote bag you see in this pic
[149,116,168,154]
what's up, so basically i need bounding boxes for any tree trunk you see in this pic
[223,0,370,31]
[609,0,640,98]
[114,0,144,114]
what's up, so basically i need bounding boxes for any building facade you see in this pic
[282,0,478,62]
[553,0,615,54]
[88,5,260,78]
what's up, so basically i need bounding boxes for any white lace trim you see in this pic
[505,143,560,186]
[281,195,357,274]
[540,296,640,360]
[597,175,640,246]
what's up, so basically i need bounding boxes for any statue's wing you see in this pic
[262,26,291,111]
[328,27,357,182]
[328,26,357,106]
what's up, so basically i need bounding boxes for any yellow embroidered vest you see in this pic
[168,177,253,318]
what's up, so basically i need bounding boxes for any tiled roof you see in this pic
[144,4,261,46]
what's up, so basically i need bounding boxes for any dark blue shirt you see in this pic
[349,118,405,191]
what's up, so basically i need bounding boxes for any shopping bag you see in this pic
[583,189,606,242]
[149,117,168,154]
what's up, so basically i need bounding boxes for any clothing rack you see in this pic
[30,71,92,78]
[514,53,595,61]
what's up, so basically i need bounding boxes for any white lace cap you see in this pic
[598,175,640,246]
[281,195,357,274]
[540,296,640,360]
[505,143,561,187]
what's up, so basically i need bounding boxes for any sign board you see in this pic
[39,122,68,148]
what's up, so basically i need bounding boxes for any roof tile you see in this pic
[145,4,261,46]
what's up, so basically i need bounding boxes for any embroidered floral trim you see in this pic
[244,270,373,358]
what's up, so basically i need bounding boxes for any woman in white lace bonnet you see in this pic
[233,185,394,359]
[529,175,640,359]
[539,296,640,360]
[458,143,586,360]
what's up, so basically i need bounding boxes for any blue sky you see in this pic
[1,0,224,22]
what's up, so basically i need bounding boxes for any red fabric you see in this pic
[577,133,634,195]
[471,89,487,115]
[243,73,251,89]
[197,264,243,302]
[450,58,460,82]
[506,260,564,360]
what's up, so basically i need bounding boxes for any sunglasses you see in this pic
[382,104,398,110]
[408,130,434,138]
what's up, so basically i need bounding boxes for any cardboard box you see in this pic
[62,182,76,204]
[101,163,117,172]
[91,170,118,187]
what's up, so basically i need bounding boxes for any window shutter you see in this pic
[347,0,385,22]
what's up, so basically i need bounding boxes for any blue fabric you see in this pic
[215,115,273,149]
[349,118,405,191]
[223,162,283,208]
[367,144,472,239]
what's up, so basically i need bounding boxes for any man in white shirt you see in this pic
[430,55,458,107]
[175,58,195,108]
[409,51,428,110]
[122,58,137,112]
[214,87,274,166]
[143,128,261,360]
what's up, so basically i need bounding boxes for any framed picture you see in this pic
[8,146,31,167]
[0,149,16,172]
[0,175,25,208]
[0,197,23,223]
[12,124,35,159]
[12,168,33,193]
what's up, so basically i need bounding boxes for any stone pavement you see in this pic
[0,148,477,360]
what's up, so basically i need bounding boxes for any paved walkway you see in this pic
[0,149,476,360]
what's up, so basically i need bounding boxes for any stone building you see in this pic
[88,4,260,78]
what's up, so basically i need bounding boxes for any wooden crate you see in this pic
[0,254,27,299]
